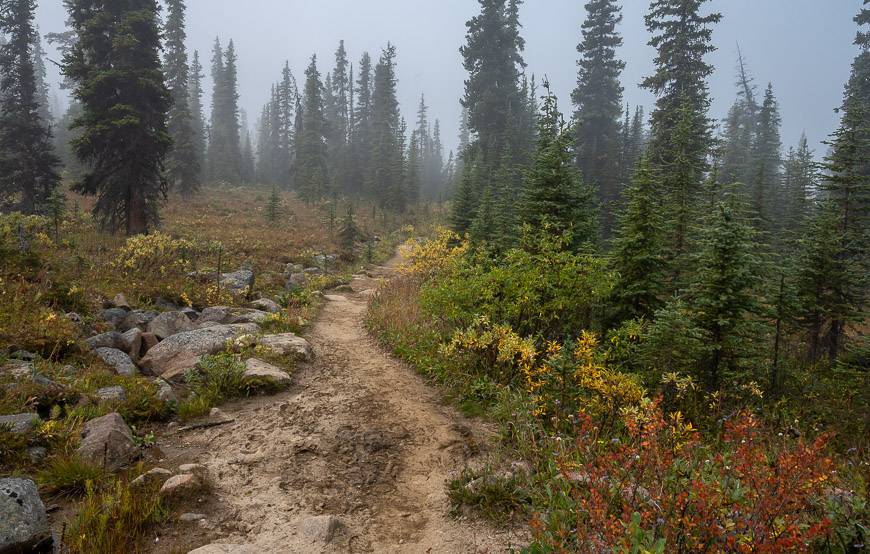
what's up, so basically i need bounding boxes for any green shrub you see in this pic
[177,352,246,421]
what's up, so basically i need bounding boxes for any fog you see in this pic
[36,0,862,155]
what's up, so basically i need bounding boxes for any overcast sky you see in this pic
[36,0,863,157]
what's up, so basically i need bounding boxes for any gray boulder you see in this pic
[180,307,200,321]
[0,478,51,552]
[303,267,322,275]
[76,412,137,471]
[284,272,307,291]
[130,467,172,489]
[219,269,254,295]
[121,310,158,332]
[96,386,126,402]
[120,328,143,359]
[147,311,194,340]
[0,413,39,434]
[85,331,125,351]
[249,298,280,313]
[112,293,131,310]
[155,379,177,404]
[0,360,33,380]
[257,333,314,362]
[139,323,260,380]
[198,307,269,326]
[94,347,138,376]
[101,307,129,330]
[283,263,304,276]
[243,359,291,388]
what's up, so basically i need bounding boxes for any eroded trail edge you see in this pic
[162,254,521,553]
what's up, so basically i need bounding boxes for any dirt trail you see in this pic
[159,253,523,553]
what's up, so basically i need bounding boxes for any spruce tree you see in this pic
[571,0,625,240]
[337,203,361,261]
[0,0,60,214]
[782,133,817,235]
[188,50,206,181]
[32,25,50,125]
[750,83,783,230]
[519,85,596,249]
[610,156,664,320]
[349,52,373,197]
[63,0,170,234]
[295,55,329,202]
[241,128,255,184]
[642,0,721,278]
[796,4,869,361]
[164,0,200,196]
[369,44,404,211]
[207,38,241,184]
[719,50,759,188]
[405,128,421,204]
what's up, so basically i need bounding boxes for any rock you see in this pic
[76,412,137,471]
[112,293,131,310]
[284,273,307,291]
[0,360,33,380]
[323,294,347,302]
[94,347,138,376]
[155,379,177,404]
[65,312,83,324]
[0,478,52,553]
[257,333,314,362]
[198,307,269,326]
[179,513,206,523]
[155,352,201,383]
[154,297,179,311]
[130,467,173,489]
[283,263,304,276]
[147,311,195,340]
[187,545,258,554]
[141,332,159,353]
[312,254,337,267]
[120,328,143,358]
[121,310,158,332]
[299,514,343,545]
[243,359,291,387]
[85,331,125,351]
[96,386,126,402]
[333,284,354,293]
[10,351,37,361]
[139,323,260,379]
[0,413,39,434]
[180,307,200,321]
[102,308,129,329]
[303,267,322,275]
[249,298,280,313]
[208,408,232,424]
[178,464,209,480]
[159,473,202,501]
[219,269,254,295]
[27,446,47,464]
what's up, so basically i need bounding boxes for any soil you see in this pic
[147,253,526,553]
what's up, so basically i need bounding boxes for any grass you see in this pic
[448,468,533,525]
[176,352,247,421]
[38,454,106,497]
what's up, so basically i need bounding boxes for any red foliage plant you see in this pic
[531,399,835,553]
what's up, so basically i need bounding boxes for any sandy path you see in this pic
[160,254,524,553]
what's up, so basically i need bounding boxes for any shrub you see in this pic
[177,352,246,420]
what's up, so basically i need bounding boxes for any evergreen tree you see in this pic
[188,50,206,181]
[0,0,60,214]
[369,44,404,211]
[295,55,328,202]
[276,62,296,187]
[337,203,361,261]
[610,156,664,320]
[32,25,50,125]
[642,0,721,277]
[164,0,199,196]
[519,85,596,249]
[63,0,170,234]
[207,38,241,184]
[782,133,817,234]
[405,128,421,204]
[241,128,255,184]
[349,52,373,197]
[265,186,282,221]
[451,147,480,235]
[719,50,759,188]
[797,4,869,361]
[572,0,625,240]
[750,83,783,230]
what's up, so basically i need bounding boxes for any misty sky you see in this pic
[36,1,863,157]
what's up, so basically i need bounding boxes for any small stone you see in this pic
[159,473,202,500]
[113,293,131,310]
[66,312,83,324]
[178,464,209,480]
[209,408,231,423]
[299,514,343,545]
[27,446,48,463]
[85,331,125,351]
[0,478,52,553]
[120,328,143,358]
[0,413,40,434]
[179,513,206,523]
[249,298,280,313]
[147,311,195,340]
[94,347,138,376]
[1,360,33,380]
[96,386,126,402]
[257,333,314,362]
[102,307,129,329]
[130,467,173,489]
[155,379,177,404]
[284,273,307,291]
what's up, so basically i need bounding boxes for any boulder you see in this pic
[154,352,201,383]
[0,360,33,380]
[120,328,143,359]
[257,334,314,362]
[303,267,322,275]
[0,478,52,553]
[101,307,129,329]
[141,332,159,353]
[284,273,307,291]
[249,298,280,313]
[130,467,173,489]
[121,310,158,332]
[243,359,291,387]
[299,514,343,544]
[155,379,177,404]
[112,293,131,310]
[0,413,39,434]
[198,307,269,326]
[86,331,125,351]
[159,473,202,501]
[65,312,83,324]
[96,386,126,402]
[187,545,258,554]
[76,412,137,471]
[323,294,347,302]
[180,307,200,321]
[94,347,138,376]
[312,254,337,267]
[178,463,209,481]
[283,263,304,276]
[139,323,260,380]
[219,269,254,295]
[147,311,195,340]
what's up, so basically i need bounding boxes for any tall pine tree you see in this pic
[295,55,329,202]
[164,0,199,196]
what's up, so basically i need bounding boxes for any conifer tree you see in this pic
[276,62,296,187]
[451,149,480,235]
[369,44,404,211]
[63,0,170,234]
[164,0,200,196]
[796,4,869,361]
[405,128,421,204]
[265,186,282,222]
[241,128,255,184]
[750,83,783,229]
[32,25,50,125]
[572,0,625,240]
[610,156,664,320]
[337,203,361,261]
[0,0,60,214]
[207,38,242,184]
[642,0,721,277]
[719,50,759,188]
[295,55,329,202]
[782,133,817,234]
[188,50,206,181]
[349,52,373,196]
[519,85,596,249]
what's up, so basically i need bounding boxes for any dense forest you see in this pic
[0,0,867,552]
